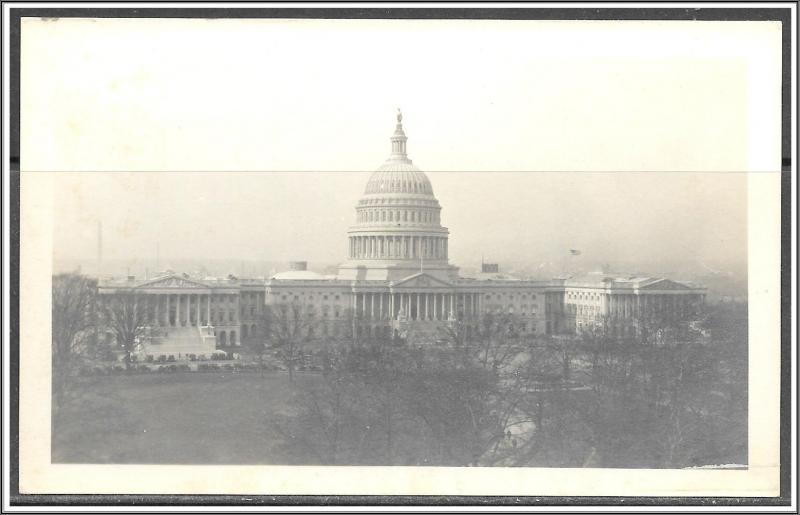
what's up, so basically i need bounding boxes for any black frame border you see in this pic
[4,2,795,509]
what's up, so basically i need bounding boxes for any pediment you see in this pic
[392,272,452,289]
[136,275,210,290]
[640,279,692,291]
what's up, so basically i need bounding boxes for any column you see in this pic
[206,294,210,325]
[390,293,395,319]
[379,293,384,320]
[370,293,375,320]
[195,294,200,326]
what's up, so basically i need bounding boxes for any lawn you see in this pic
[52,371,316,464]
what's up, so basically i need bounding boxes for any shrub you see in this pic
[188,354,197,361]
[167,355,176,362]
[145,355,154,363]
[198,354,207,361]
[168,364,178,372]
[157,355,167,363]
[177,364,190,372]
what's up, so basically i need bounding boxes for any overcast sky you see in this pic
[22,18,780,270]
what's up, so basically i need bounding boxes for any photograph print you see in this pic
[13,7,787,500]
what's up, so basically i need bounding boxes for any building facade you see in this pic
[98,112,705,353]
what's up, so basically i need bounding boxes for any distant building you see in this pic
[560,273,706,338]
[98,112,705,354]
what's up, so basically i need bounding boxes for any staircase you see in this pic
[144,325,216,357]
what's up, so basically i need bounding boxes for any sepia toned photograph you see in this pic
[49,115,745,470]
[10,5,790,503]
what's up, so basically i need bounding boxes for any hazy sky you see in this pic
[22,18,779,270]
[51,171,747,271]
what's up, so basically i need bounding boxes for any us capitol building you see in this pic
[99,112,706,355]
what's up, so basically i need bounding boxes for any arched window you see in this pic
[219,331,227,346]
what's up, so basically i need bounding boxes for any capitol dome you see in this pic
[338,110,455,284]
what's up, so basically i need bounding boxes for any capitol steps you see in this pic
[144,325,217,358]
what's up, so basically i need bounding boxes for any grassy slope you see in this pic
[52,372,313,464]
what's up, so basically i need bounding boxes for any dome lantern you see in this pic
[390,108,408,159]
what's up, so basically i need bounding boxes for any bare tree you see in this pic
[101,289,150,369]
[263,301,313,381]
[51,273,98,412]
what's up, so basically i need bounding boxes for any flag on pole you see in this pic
[569,249,582,256]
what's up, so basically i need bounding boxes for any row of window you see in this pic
[484,293,538,300]
[358,209,440,224]
[485,304,539,316]
[566,291,604,301]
